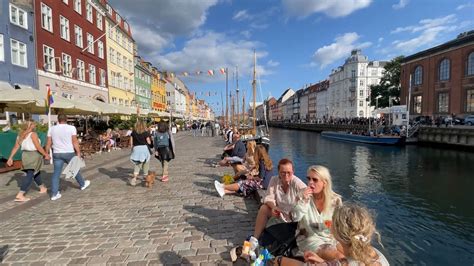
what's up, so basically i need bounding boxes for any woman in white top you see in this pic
[293,165,342,254]
[7,121,50,202]
[276,203,389,266]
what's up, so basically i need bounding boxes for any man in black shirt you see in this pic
[218,132,246,173]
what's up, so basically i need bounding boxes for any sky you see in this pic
[108,0,474,114]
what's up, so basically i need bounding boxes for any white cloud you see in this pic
[267,60,280,67]
[240,30,252,38]
[108,0,218,54]
[281,0,372,18]
[388,14,471,54]
[311,32,372,69]
[233,10,251,21]
[392,0,409,10]
[152,32,271,84]
[378,37,384,42]
[456,2,474,10]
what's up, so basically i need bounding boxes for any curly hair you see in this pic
[332,203,383,265]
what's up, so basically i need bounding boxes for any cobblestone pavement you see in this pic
[0,132,260,265]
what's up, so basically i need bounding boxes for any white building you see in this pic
[316,88,328,120]
[165,77,187,118]
[328,49,386,118]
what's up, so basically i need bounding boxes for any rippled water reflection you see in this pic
[267,128,474,265]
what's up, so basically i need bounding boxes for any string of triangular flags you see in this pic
[164,68,227,79]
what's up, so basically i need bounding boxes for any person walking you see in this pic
[6,120,50,202]
[129,120,152,186]
[45,114,91,201]
[153,121,175,182]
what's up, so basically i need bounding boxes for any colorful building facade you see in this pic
[134,56,151,112]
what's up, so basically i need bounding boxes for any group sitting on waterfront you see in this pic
[213,130,389,264]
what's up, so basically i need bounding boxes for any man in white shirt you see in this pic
[45,114,91,200]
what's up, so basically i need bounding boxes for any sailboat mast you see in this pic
[225,67,228,126]
[242,91,246,126]
[236,66,239,128]
[252,51,257,134]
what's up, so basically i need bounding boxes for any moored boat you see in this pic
[321,131,405,146]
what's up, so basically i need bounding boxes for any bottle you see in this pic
[242,241,251,256]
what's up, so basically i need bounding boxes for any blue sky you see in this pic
[109,0,474,114]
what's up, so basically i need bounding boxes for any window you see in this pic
[76,59,85,81]
[60,16,70,41]
[468,52,474,76]
[96,14,103,30]
[119,99,123,105]
[414,96,422,114]
[106,4,112,15]
[86,3,93,22]
[128,60,132,72]
[359,110,364,117]
[117,53,122,67]
[10,4,28,29]
[74,25,83,47]
[88,64,96,84]
[439,59,450,81]
[359,69,364,76]
[43,45,54,72]
[414,66,422,85]
[125,100,129,106]
[100,69,106,87]
[86,33,94,54]
[110,71,116,87]
[371,69,377,76]
[41,3,53,32]
[359,90,364,97]
[62,53,72,77]
[11,39,27,67]
[359,100,364,107]
[116,13,121,23]
[438,93,449,113]
[109,48,115,63]
[98,41,104,59]
[0,34,4,62]
[74,0,82,14]
[467,90,474,112]
[116,29,121,44]
[359,80,364,87]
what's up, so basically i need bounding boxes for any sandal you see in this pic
[39,187,47,194]
[161,175,169,182]
[14,197,31,202]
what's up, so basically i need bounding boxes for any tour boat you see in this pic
[321,131,405,146]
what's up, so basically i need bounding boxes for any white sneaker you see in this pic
[51,193,62,201]
[81,180,91,190]
[214,180,225,198]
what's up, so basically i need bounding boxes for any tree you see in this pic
[369,56,404,108]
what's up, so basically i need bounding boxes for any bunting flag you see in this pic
[208,70,214,76]
[220,68,226,74]
[182,72,189,76]
[196,71,202,75]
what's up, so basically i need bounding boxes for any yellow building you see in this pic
[150,67,166,112]
[102,3,135,106]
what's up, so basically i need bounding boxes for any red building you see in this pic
[35,0,108,102]
[400,31,474,118]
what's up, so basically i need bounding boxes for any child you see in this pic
[276,203,389,265]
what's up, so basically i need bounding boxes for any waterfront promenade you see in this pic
[0,133,258,265]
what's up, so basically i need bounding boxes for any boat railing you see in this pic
[407,121,421,138]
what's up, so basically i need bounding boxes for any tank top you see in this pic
[20,132,39,151]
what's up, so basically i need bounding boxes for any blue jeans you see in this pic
[20,170,43,193]
[51,152,85,196]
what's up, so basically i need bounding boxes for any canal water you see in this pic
[267,128,473,265]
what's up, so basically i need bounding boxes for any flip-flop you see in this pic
[14,198,31,202]
[161,176,169,182]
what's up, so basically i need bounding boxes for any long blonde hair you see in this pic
[18,120,36,142]
[332,203,383,265]
[245,140,257,166]
[254,145,273,171]
[307,165,340,215]
[134,120,147,134]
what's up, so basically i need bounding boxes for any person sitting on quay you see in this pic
[248,158,306,246]
[276,203,389,266]
[214,144,274,198]
[218,131,246,173]
[6,120,50,202]
[292,165,342,257]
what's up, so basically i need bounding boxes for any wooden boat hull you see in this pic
[321,131,405,146]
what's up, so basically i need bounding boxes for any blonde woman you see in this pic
[292,165,342,254]
[278,203,389,265]
[129,120,152,186]
[6,121,50,202]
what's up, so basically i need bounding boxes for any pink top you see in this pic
[264,175,307,220]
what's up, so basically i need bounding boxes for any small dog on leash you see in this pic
[145,171,156,188]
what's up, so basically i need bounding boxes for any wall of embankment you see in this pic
[268,122,474,150]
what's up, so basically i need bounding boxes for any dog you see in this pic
[145,171,156,188]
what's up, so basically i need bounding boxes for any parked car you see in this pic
[464,115,474,126]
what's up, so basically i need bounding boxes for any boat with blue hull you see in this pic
[321,131,405,146]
